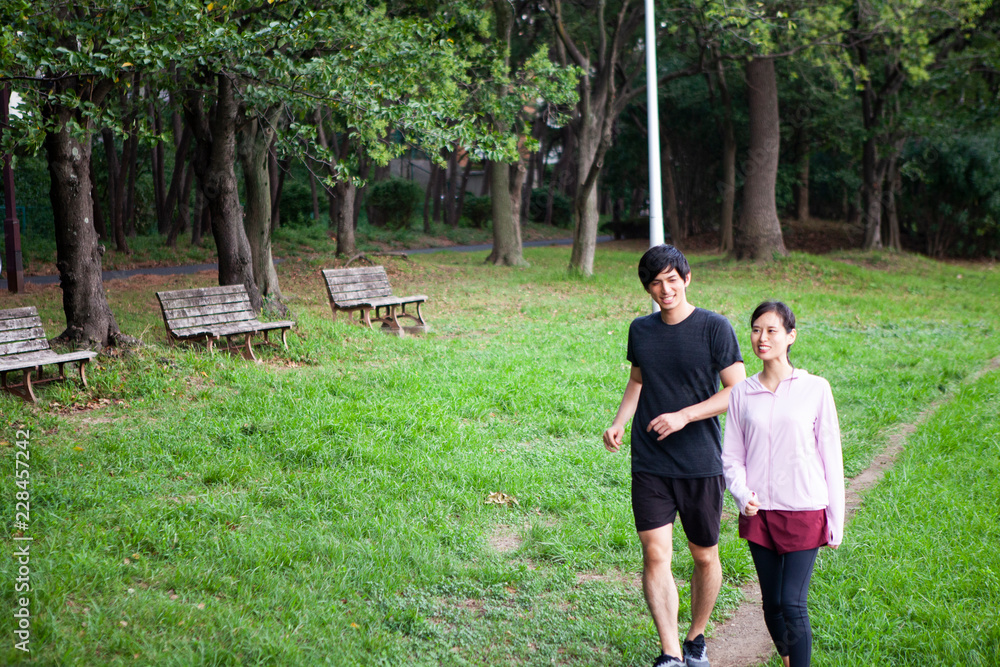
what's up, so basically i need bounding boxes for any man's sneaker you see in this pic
[682,634,709,667]
[652,654,685,667]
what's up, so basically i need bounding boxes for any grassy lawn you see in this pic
[1,241,997,665]
[2,219,575,276]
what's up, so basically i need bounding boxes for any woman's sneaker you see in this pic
[682,634,709,667]
[652,653,685,667]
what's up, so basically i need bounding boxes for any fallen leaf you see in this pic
[485,491,520,506]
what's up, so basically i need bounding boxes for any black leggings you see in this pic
[748,542,819,667]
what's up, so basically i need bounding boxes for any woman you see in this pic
[722,301,844,667]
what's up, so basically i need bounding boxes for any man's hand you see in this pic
[603,425,624,453]
[646,411,690,441]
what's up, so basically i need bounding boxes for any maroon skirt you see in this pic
[739,508,828,554]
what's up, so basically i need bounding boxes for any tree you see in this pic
[736,56,788,260]
[3,1,136,346]
[848,0,990,250]
[545,0,702,275]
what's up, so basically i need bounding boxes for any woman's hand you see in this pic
[744,493,761,517]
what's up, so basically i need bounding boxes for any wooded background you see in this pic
[2,0,998,347]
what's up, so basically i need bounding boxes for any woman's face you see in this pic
[751,311,796,362]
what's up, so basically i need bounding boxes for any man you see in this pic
[603,245,745,667]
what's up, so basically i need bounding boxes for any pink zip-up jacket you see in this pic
[722,369,846,546]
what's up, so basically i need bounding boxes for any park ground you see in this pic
[1,219,998,665]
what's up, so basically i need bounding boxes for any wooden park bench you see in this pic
[0,307,97,403]
[156,284,294,361]
[320,266,428,335]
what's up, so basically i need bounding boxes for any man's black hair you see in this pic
[637,244,690,289]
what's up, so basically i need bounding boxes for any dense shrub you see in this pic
[900,133,1000,258]
[528,188,572,228]
[278,173,318,228]
[463,195,492,228]
[366,177,423,230]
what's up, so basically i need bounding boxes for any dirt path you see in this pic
[708,356,1000,667]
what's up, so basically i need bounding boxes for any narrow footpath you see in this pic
[709,355,1000,667]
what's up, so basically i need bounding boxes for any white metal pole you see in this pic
[645,0,664,251]
[644,0,665,312]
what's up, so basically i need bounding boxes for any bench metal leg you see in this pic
[225,334,257,362]
[1,369,38,403]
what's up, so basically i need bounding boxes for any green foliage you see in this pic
[899,132,1000,258]
[367,177,424,230]
[462,194,492,228]
[278,167,320,229]
[528,188,572,228]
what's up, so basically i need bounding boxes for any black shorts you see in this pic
[631,472,725,547]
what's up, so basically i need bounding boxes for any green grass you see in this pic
[4,218,573,276]
[807,367,1000,666]
[1,242,998,665]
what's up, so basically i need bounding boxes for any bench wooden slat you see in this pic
[161,300,255,321]
[156,285,247,301]
[0,349,96,372]
[159,294,253,311]
[0,339,51,356]
[0,315,44,332]
[322,266,387,277]
[324,274,392,287]
[166,310,257,331]
[0,306,40,321]
[0,327,47,344]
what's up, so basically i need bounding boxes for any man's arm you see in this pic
[603,365,642,453]
[646,361,747,441]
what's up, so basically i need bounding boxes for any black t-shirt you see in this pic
[626,308,743,478]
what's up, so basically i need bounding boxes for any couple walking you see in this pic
[603,245,845,667]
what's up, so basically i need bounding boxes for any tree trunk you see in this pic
[861,132,883,250]
[480,162,492,196]
[569,108,603,275]
[457,158,473,225]
[423,162,438,233]
[123,132,138,236]
[309,170,321,224]
[661,131,682,245]
[268,138,281,231]
[333,178,357,256]
[432,161,444,223]
[167,160,194,246]
[238,109,286,314]
[101,127,130,253]
[485,156,528,266]
[187,74,262,312]
[89,152,107,241]
[163,124,192,234]
[45,111,121,347]
[445,147,459,226]
[795,125,810,222]
[151,105,169,234]
[735,57,787,261]
[714,54,737,253]
[884,139,905,251]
